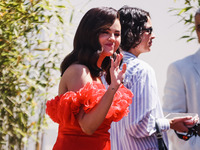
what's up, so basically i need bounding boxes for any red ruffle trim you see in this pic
[46,82,133,125]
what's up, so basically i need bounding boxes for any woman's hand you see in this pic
[77,53,127,135]
[110,53,126,89]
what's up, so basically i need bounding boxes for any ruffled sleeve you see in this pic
[107,84,133,122]
[46,82,133,125]
[46,95,61,124]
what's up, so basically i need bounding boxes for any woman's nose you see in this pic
[108,34,115,41]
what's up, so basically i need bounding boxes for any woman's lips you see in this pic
[105,43,114,48]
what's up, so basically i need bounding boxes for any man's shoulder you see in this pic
[168,54,195,74]
[123,58,155,83]
[124,57,153,71]
[170,55,193,68]
[171,48,200,67]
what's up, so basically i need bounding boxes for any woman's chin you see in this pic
[102,51,114,57]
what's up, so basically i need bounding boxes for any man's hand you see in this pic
[169,116,198,132]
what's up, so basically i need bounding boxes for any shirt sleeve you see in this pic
[124,64,170,138]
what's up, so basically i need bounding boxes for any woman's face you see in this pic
[98,19,121,58]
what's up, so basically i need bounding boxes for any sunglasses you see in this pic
[175,123,200,141]
[143,27,153,34]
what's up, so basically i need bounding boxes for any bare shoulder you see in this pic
[64,64,91,80]
[59,64,93,94]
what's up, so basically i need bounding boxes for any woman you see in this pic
[46,7,133,150]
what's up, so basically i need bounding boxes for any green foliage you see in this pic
[170,0,200,42]
[0,0,72,149]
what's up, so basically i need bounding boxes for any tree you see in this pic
[170,0,200,42]
[0,0,74,149]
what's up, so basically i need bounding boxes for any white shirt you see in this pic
[110,51,169,150]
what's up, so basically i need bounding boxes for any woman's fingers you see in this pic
[114,54,119,68]
[121,63,127,74]
[114,53,123,68]
[110,57,114,71]
[110,53,126,85]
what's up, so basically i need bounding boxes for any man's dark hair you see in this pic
[118,6,150,51]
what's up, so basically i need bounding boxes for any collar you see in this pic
[123,51,137,59]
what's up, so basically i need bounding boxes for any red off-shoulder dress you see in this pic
[46,81,133,150]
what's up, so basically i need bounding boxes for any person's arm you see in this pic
[124,65,168,138]
[79,54,126,135]
[62,54,126,135]
[126,64,192,138]
[124,62,193,138]
[78,84,119,135]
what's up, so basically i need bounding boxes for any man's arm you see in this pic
[124,66,170,138]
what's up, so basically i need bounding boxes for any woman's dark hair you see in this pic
[118,6,150,51]
[60,7,120,84]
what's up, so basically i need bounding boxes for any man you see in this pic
[110,6,194,150]
[162,8,200,150]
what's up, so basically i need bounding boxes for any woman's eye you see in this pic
[114,33,120,37]
[101,30,109,34]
